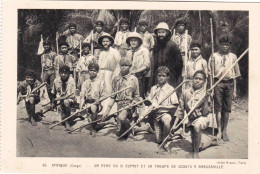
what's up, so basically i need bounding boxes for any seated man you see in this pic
[102,58,140,140]
[173,70,217,158]
[145,66,179,145]
[51,65,76,131]
[17,70,42,126]
[80,63,106,136]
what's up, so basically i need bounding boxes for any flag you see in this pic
[37,34,44,55]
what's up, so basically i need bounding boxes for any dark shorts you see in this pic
[214,79,234,113]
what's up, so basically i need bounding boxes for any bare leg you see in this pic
[215,111,222,140]
[90,105,98,136]
[29,97,37,126]
[62,99,72,131]
[117,110,130,140]
[222,112,230,141]
[192,125,202,158]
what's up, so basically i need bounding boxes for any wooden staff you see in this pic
[210,17,215,137]
[40,93,75,115]
[56,32,59,54]
[156,48,249,153]
[91,30,94,55]
[50,86,132,129]
[172,29,176,41]
[182,29,188,133]
[68,99,146,134]
[118,80,189,140]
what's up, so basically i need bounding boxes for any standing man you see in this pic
[184,40,208,89]
[114,18,131,57]
[151,22,183,89]
[51,65,76,131]
[125,32,150,98]
[54,42,76,77]
[76,43,96,89]
[83,20,109,59]
[173,70,217,158]
[102,58,140,140]
[208,35,241,141]
[171,17,192,81]
[137,19,155,93]
[41,41,56,98]
[66,23,83,60]
[98,33,121,95]
[171,17,192,57]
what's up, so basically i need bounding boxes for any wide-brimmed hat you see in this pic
[97,33,114,47]
[126,32,143,46]
[154,22,172,36]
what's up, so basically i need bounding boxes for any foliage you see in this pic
[17,9,249,96]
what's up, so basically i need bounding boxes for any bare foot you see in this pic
[193,152,200,158]
[222,132,230,141]
[217,132,222,141]
[31,118,38,126]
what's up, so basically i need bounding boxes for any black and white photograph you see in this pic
[15,7,249,159]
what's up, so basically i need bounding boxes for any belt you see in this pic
[43,67,54,71]
[80,71,88,73]
[214,78,233,83]
[100,68,113,71]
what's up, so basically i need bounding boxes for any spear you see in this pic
[156,48,249,153]
[50,86,132,129]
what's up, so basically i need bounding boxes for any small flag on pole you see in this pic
[37,34,44,55]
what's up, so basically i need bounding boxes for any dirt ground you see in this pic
[16,97,248,158]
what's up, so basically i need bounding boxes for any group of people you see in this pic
[17,17,241,158]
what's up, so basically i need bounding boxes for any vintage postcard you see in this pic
[1,0,260,173]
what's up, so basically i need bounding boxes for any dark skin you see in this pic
[151,72,177,111]
[60,45,68,55]
[95,25,103,33]
[215,42,236,141]
[121,23,129,31]
[172,73,207,158]
[176,24,185,34]
[69,27,76,35]
[43,44,51,53]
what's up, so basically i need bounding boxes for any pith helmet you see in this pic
[154,22,172,35]
[126,32,143,46]
[97,33,115,47]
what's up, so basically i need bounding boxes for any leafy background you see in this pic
[18,9,248,96]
